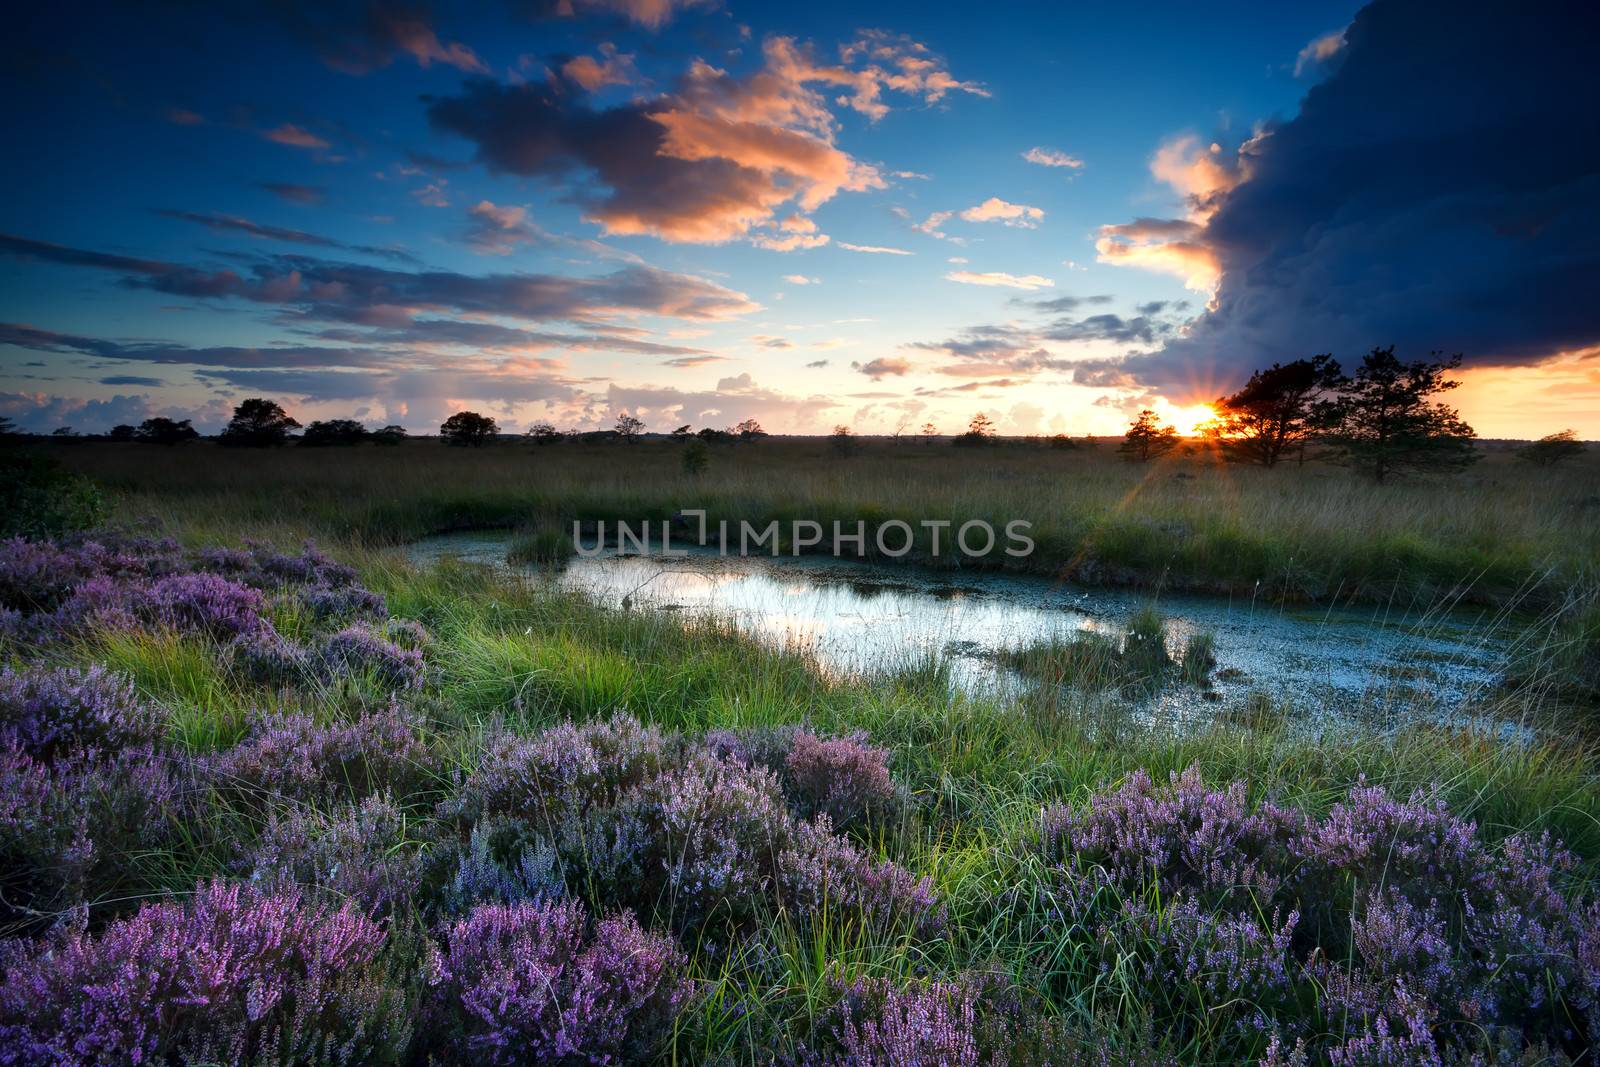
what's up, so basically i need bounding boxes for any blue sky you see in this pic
[2,0,1595,437]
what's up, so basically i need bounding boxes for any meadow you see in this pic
[2,437,1599,1064]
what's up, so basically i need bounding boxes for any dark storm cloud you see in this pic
[0,232,759,324]
[1041,313,1169,346]
[1010,294,1115,313]
[1104,0,1600,396]
[256,1,486,74]
[155,210,419,263]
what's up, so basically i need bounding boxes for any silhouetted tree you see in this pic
[614,412,644,440]
[1517,429,1586,467]
[697,427,733,443]
[953,411,996,447]
[1208,354,1343,467]
[51,427,76,438]
[1325,347,1478,483]
[1049,433,1077,450]
[0,416,14,439]
[299,419,368,446]
[440,410,498,447]
[372,425,408,446]
[670,424,692,441]
[219,399,300,447]
[830,424,856,456]
[734,418,767,441]
[108,424,137,441]
[920,422,938,444]
[1119,409,1179,462]
[135,417,199,445]
[527,421,561,445]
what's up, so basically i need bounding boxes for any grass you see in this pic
[46,435,1600,609]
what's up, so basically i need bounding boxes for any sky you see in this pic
[2,0,1596,439]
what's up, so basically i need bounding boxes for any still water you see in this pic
[410,532,1514,730]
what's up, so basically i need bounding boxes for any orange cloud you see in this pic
[562,44,637,91]
[959,197,1044,227]
[263,124,330,150]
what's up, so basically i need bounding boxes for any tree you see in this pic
[440,410,498,447]
[219,398,300,447]
[733,418,767,441]
[1324,347,1478,483]
[51,427,77,438]
[670,424,692,441]
[299,419,368,446]
[0,416,14,439]
[920,422,938,444]
[527,421,562,446]
[1518,430,1586,467]
[614,412,644,440]
[372,425,408,446]
[109,424,137,442]
[1048,433,1077,450]
[697,427,733,443]
[830,424,856,456]
[1207,354,1343,467]
[135,417,199,445]
[953,411,997,447]
[1119,409,1179,462]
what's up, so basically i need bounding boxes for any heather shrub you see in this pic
[424,899,692,1065]
[1030,767,1600,1062]
[133,572,268,639]
[0,664,163,759]
[705,724,901,828]
[437,818,566,914]
[446,717,939,943]
[228,623,316,687]
[204,703,437,812]
[299,582,386,624]
[0,742,178,929]
[320,626,425,690]
[247,795,424,917]
[0,881,409,1066]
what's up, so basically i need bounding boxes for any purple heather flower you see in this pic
[320,626,425,690]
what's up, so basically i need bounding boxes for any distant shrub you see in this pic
[0,881,408,1066]
[299,418,369,446]
[226,624,315,687]
[424,899,692,1065]
[506,523,574,566]
[299,582,387,623]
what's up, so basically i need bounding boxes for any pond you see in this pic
[410,532,1517,732]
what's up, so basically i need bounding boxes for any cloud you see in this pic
[262,1,486,74]
[782,274,818,285]
[428,33,978,246]
[805,359,829,367]
[98,375,164,387]
[0,392,176,435]
[262,124,330,150]
[463,200,539,254]
[853,356,911,378]
[602,377,838,432]
[535,0,717,30]
[0,232,761,327]
[661,354,727,367]
[166,108,204,126]
[1013,294,1114,313]
[1294,28,1348,77]
[945,270,1053,290]
[837,242,911,255]
[751,215,830,251]
[1022,147,1083,170]
[258,182,325,205]
[1093,0,1600,396]
[1094,218,1219,292]
[155,210,417,263]
[958,197,1044,227]
[561,44,637,91]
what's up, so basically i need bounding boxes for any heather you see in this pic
[1,518,1599,1062]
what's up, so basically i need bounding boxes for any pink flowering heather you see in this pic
[320,626,425,690]
[0,664,162,759]
[246,795,423,917]
[425,899,692,1066]
[203,703,436,812]
[299,582,387,623]
[778,817,945,939]
[0,881,408,1066]
[135,572,268,639]
[783,730,899,828]
[1030,767,1600,1062]
[226,623,315,687]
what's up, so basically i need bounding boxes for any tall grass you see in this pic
[50,437,1600,608]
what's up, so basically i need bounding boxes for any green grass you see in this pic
[46,436,1600,609]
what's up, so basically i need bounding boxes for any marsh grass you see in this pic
[48,437,1600,608]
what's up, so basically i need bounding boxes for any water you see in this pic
[409,532,1515,730]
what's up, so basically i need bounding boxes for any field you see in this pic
[3,438,1600,1064]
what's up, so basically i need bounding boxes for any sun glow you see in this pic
[1168,403,1217,437]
